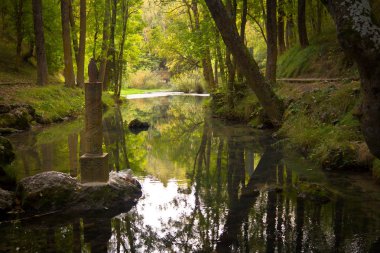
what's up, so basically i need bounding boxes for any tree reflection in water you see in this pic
[1,96,380,252]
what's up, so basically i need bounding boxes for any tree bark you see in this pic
[321,0,380,158]
[77,0,86,87]
[278,0,286,54]
[61,0,76,87]
[266,0,278,83]
[68,0,79,66]
[298,0,309,47]
[99,0,111,89]
[14,0,24,65]
[32,0,49,85]
[204,0,284,125]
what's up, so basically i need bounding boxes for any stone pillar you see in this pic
[80,81,109,184]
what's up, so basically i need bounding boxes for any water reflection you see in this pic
[1,96,380,252]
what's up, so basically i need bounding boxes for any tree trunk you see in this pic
[99,0,111,89]
[115,0,129,98]
[286,0,295,48]
[32,0,49,85]
[77,0,86,87]
[321,0,380,158]
[298,0,309,47]
[266,0,278,83]
[110,0,117,89]
[69,0,79,66]
[215,32,226,84]
[15,0,24,66]
[204,0,284,125]
[278,0,286,54]
[61,0,76,87]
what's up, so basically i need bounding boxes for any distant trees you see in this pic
[32,0,48,85]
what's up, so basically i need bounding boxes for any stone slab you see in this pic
[80,153,109,183]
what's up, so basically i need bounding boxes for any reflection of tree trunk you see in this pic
[83,218,112,253]
[295,196,305,252]
[46,226,56,252]
[68,133,78,177]
[266,190,276,253]
[217,144,281,252]
[41,143,53,172]
[124,216,136,253]
[116,107,130,168]
[73,219,81,253]
[333,198,344,250]
[276,193,284,253]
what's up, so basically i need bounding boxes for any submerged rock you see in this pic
[16,170,142,214]
[128,119,150,134]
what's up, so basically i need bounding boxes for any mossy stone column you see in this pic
[80,81,109,184]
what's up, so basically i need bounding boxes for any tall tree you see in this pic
[298,0,309,47]
[278,0,286,54]
[99,0,111,89]
[61,0,76,87]
[32,0,49,85]
[321,0,380,158]
[14,0,24,65]
[77,0,86,87]
[204,0,284,125]
[266,0,278,83]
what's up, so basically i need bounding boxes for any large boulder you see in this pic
[16,170,142,214]
[17,171,79,212]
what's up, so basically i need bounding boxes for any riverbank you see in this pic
[211,80,379,182]
[0,84,114,132]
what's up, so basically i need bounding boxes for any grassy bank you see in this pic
[212,81,377,176]
[0,84,114,125]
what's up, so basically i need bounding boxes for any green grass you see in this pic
[277,30,358,78]
[277,82,364,169]
[11,84,114,123]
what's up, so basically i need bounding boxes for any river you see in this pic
[1,94,380,252]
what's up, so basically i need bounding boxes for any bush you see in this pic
[129,70,168,89]
[171,72,205,94]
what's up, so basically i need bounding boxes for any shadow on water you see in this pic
[1,95,380,252]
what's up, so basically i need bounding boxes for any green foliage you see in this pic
[129,70,168,89]
[14,85,84,122]
[278,82,364,169]
[277,32,358,78]
[170,71,205,93]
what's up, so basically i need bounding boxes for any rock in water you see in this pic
[17,171,79,212]
[128,119,150,134]
[16,171,142,214]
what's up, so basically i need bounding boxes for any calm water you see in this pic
[1,95,380,252]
